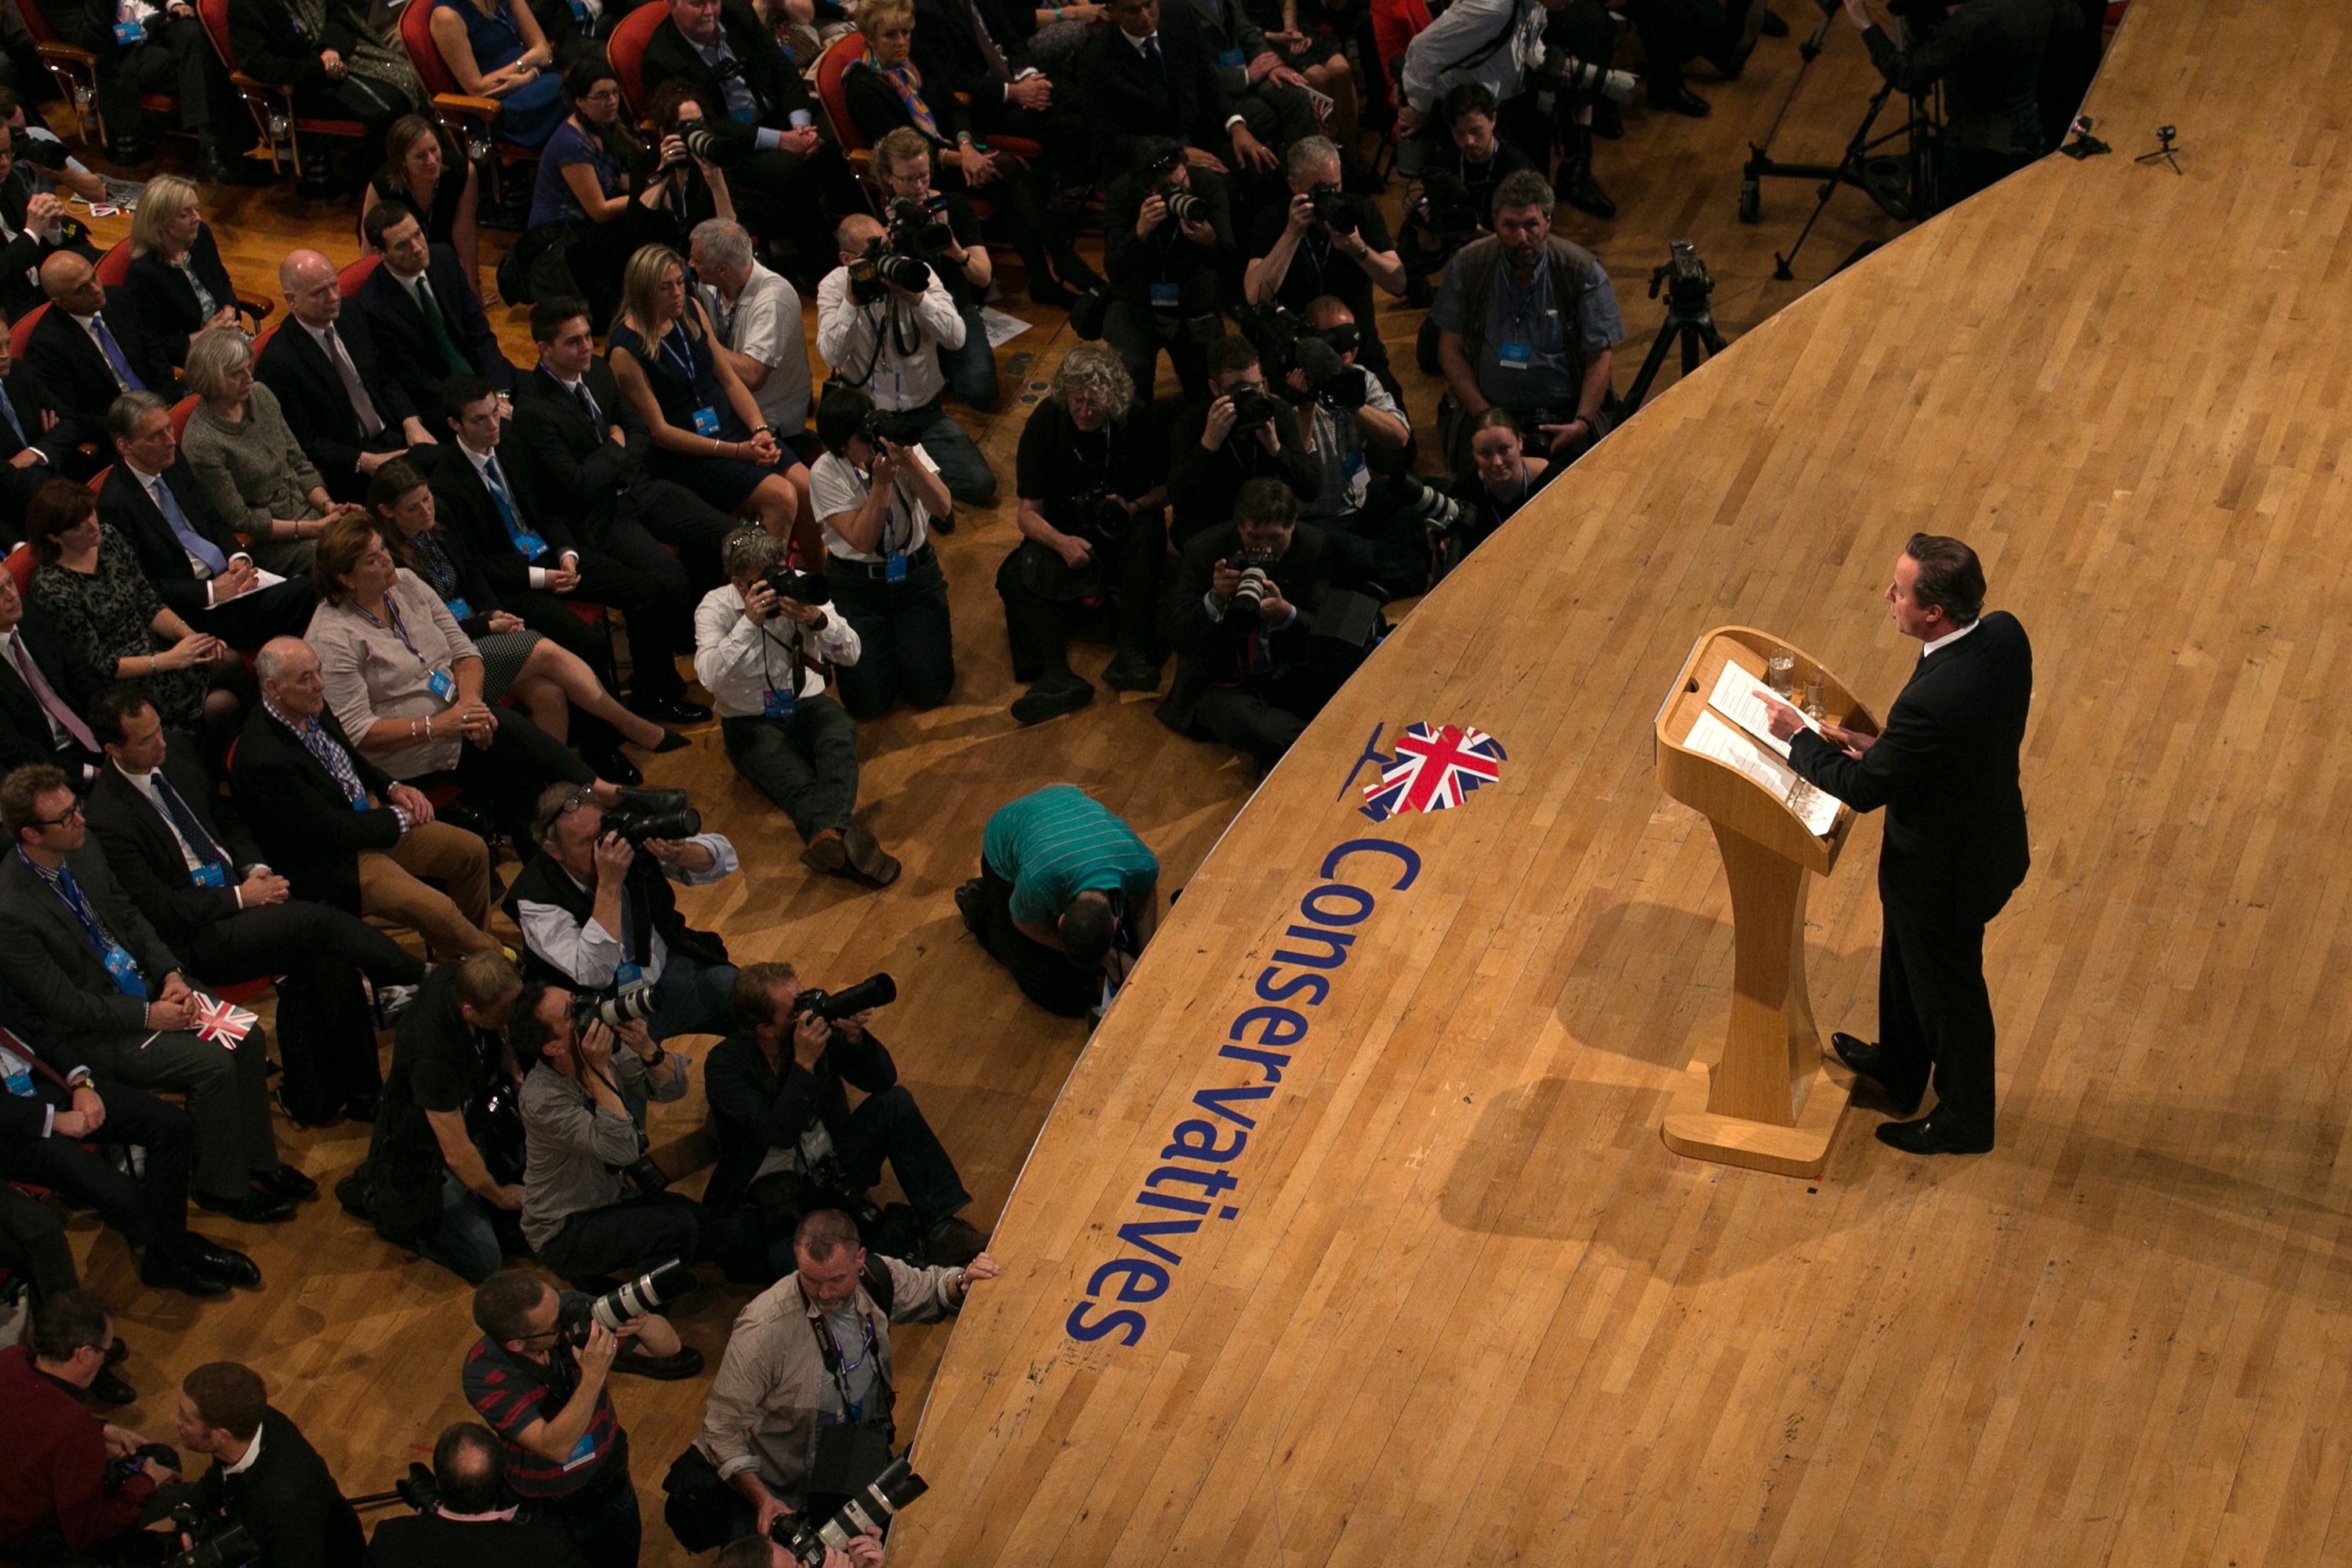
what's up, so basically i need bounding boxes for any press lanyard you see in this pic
[354,594,432,669]
[662,322,699,379]
[814,1308,880,1421]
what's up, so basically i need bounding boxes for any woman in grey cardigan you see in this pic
[179,326,366,578]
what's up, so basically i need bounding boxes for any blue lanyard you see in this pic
[355,594,434,671]
[662,322,699,379]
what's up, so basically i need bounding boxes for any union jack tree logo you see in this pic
[1357,722,1507,822]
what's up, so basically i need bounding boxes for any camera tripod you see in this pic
[1621,245,1729,416]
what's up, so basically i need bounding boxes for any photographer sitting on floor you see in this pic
[1243,136,1406,382]
[1397,83,1539,303]
[1282,297,1428,598]
[506,783,740,1045]
[706,962,987,1272]
[1098,138,1237,406]
[361,1423,587,1568]
[1167,335,1321,549]
[0,1290,176,1565]
[174,1361,365,1568]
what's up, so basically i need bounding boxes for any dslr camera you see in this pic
[885,196,956,260]
[1526,49,1636,106]
[602,797,702,846]
[1306,181,1357,234]
[1156,180,1209,226]
[790,972,898,1024]
[1229,547,1278,615]
[845,239,931,305]
[572,985,659,1033]
[768,1454,928,1566]
[668,114,750,169]
[761,564,833,608]
[855,404,930,449]
[165,1508,256,1568]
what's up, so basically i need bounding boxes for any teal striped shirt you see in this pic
[982,785,1159,926]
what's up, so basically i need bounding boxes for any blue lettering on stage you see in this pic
[1065,834,1425,1348]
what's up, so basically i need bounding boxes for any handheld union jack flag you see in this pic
[190,993,259,1050]
[1360,723,1507,822]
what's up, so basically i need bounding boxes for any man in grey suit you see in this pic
[0,764,311,1221]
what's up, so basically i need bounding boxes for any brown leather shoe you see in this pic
[801,828,848,874]
[842,824,901,887]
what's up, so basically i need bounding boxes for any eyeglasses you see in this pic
[31,804,83,828]
[582,87,621,103]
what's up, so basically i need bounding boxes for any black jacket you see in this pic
[363,1511,586,1568]
[511,360,651,539]
[358,245,515,423]
[1101,164,1235,318]
[121,226,238,370]
[227,702,407,914]
[640,0,817,132]
[0,360,100,477]
[22,299,172,426]
[703,1027,898,1210]
[95,457,249,622]
[227,0,365,91]
[0,1008,96,1143]
[502,846,728,989]
[0,167,100,319]
[423,438,584,600]
[82,752,264,956]
[0,842,183,1045]
[253,310,418,496]
[841,54,971,150]
[1165,390,1321,545]
[1076,5,1240,160]
[1160,518,1330,732]
[1788,610,2034,924]
[398,521,510,638]
[193,1408,365,1568]
[909,0,1040,105]
[0,609,104,775]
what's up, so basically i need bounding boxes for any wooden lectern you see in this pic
[1653,627,1878,1178]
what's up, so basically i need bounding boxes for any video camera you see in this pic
[768,1454,928,1566]
[1648,239,1715,314]
[561,1257,697,1335]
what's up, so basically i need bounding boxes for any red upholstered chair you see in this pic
[3,545,33,594]
[249,318,279,358]
[85,465,109,494]
[168,394,198,444]
[96,238,274,330]
[608,1,669,118]
[196,0,374,180]
[398,0,543,202]
[338,253,382,297]
[9,304,45,361]
[814,31,875,184]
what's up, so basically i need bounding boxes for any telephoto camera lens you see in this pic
[602,801,703,844]
[1392,474,1472,537]
[583,1257,697,1331]
[768,1454,929,1565]
[1230,565,1271,615]
[792,972,898,1023]
[1158,183,1207,224]
[876,252,932,291]
[575,985,660,1032]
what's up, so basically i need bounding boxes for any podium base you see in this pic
[1661,1056,1857,1179]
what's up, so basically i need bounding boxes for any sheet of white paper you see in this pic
[212,568,285,605]
[1682,710,1842,838]
[1706,659,1818,759]
[980,306,1033,349]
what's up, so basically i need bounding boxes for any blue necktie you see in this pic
[1142,32,1164,82]
[149,770,232,881]
[149,474,229,576]
[53,863,145,997]
[90,314,145,393]
[481,456,530,552]
[0,383,31,452]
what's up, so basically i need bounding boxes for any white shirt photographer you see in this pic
[813,263,966,412]
[1398,0,1550,116]
[515,833,740,991]
[692,583,862,717]
[810,443,946,563]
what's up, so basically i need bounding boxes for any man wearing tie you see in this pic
[255,248,437,503]
[358,205,517,434]
[0,316,96,529]
[21,251,171,428]
[0,126,101,321]
[82,689,428,1127]
[1764,534,2033,1156]
[0,572,103,782]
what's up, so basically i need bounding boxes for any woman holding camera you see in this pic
[808,385,956,720]
[644,80,738,234]
[607,245,810,546]
[523,59,688,331]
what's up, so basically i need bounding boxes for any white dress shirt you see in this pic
[813,265,964,412]
[699,263,810,435]
[691,583,860,717]
[1922,619,1980,657]
[457,437,576,589]
[809,445,944,563]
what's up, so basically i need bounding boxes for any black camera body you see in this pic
[855,405,930,450]
[166,1508,256,1568]
[762,565,833,607]
[1225,382,1281,433]
[846,240,932,305]
[768,1454,928,1566]
[1648,239,1715,314]
[791,972,898,1024]
[603,800,702,845]
[1067,489,1131,542]
[1307,181,1357,234]
[886,196,955,260]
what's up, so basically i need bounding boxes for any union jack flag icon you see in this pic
[190,993,259,1049]
[1360,723,1507,821]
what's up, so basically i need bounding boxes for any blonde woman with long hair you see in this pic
[122,175,239,371]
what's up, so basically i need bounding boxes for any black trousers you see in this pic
[100,16,234,139]
[1194,669,1323,772]
[191,579,318,652]
[1626,0,1737,98]
[971,859,1101,1019]
[995,516,1167,683]
[1876,885,2002,1135]
[535,1189,750,1287]
[179,901,426,1124]
[0,1182,77,1305]
[566,519,697,699]
[531,1439,641,1568]
[731,142,862,280]
[0,1078,194,1259]
[629,478,739,591]
[835,1084,970,1225]
[410,706,595,848]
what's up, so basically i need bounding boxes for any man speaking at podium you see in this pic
[1764,535,2031,1156]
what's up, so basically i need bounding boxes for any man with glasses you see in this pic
[0,764,307,1225]
[0,1290,182,1563]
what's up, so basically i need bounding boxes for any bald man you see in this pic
[21,252,172,426]
[254,249,437,503]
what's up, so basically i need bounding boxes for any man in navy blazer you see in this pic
[256,249,437,503]
[0,322,98,533]
[357,204,514,427]
[22,252,172,429]
[1766,533,2033,1156]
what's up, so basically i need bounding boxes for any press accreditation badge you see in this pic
[763,686,795,719]
[426,668,456,702]
[884,550,908,583]
[192,863,227,888]
[1497,341,1533,370]
[691,407,721,437]
[446,597,471,621]
[1150,281,1181,310]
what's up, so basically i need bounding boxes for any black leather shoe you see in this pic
[194,1190,296,1224]
[187,1240,262,1288]
[627,695,712,725]
[1875,1113,1994,1156]
[583,743,643,787]
[649,729,691,753]
[140,1250,232,1298]
[1650,85,1712,117]
[842,824,900,887]
[1102,649,1163,692]
[1829,1031,1925,1116]
[104,1336,129,1367]
[1011,674,1093,726]
[953,877,985,935]
[253,1163,317,1200]
[612,1346,706,1381]
[197,140,278,185]
[89,1366,138,1407]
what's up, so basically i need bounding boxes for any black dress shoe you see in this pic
[1055,254,1105,291]
[1875,1113,1994,1156]
[343,1093,379,1124]
[187,1240,262,1288]
[104,1336,129,1367]
[253,1163,317,1200]
[88,1366,138,1407]
[194,1190,296,1224]
[1650,84,1713,117]
[139,1251,232,1298]
[626,695,712,725]
[953,877,985,935]
[1011,673,1093,726]
[583,743,643,786]
[197,140,278,185]
[649,729,691,753]
[1829,1031,1924,1116]
[612,1346,706,1381]
[1102,649,1163,692]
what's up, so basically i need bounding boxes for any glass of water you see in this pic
[1766,648,1797,695]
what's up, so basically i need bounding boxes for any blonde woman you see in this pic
[180,327,363,579]
[122,176,240,371]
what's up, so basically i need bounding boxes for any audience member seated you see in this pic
[368,456,682,775]
[1438,406,1552,576]
[180,328,364,581]
[1170,0,1321,165]
[1289,297,1421,593]
[1396,82,1539,301]
[638,0,852,281]
[1100,138,1236,403]
[0,1290,176,1565]
[693,530,893,884]
[0,90,109,207]
[24,478,246,743]
[24,252,173,430]
[257,249,439,505]
[429,374,706,731]
[1243,136,1406,380]
[0,1191,106,1394]
[521,61,689,334]
[234,636,498,959]
[50,0,269,179]
[175,1362,366,1568]
[999,344,1168,725]
[361,1422,590,1568]
[362,117,484,298]
[510,982,746,1287]
[429,0,565,148]
[688,219,809,456]
[227,0,422,178]
[100,390,322,645]
[709,965,981,1265]
[1430,169,1621,474]
[645,82,742,235]
[463,1270,690,1568]
[0,307,98,523]
[956,782,1160,1018]
[361,203,518,426]
[1160,475,1334,771]
[1243,0,1365,174]
[506,782,739,1041]
[909,0,1086,172]
[511,298,724,691]
[805,386,956,720]
[307,514,628,845]
[842,0,1091,309]
[0,1014,259,1297]
[0,762,307,1225]
[815,218,995,506]
[1022,0,1108,72]
[1077,0,1279,178]
[348,953,524,1283]
[865,129,1005,412]
[119,176,238,376]
[0,125,100,320]
[85,688,426,1127]
[1167,334,1319,547]
[0,569,103,784]
[694,1210,994,1541]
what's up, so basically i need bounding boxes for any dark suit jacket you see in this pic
[703,1028,898,1211]
[841,55,971,149]
[1160,519,1330,731]
[1077,6,1240,157]
[194,1408,365,1568]
[228,702,406,915]
[362,1512,587,1568]
[0,1011,96,1143]
[121,227,238,370]
[227,0,364,91]
[84,753,265,956]
[423,439,583,601]
[22,299,173,426]
[910,0,1041,105]
[640,0,816,131]
[0,841,182,1044]
[253,310,419,495]
[511,359,649,537]
[358,245,514,423]
[1788,609,2034,924]
[0,360,99,474]
[401,521,510,637]
[0,611,104,775]
[96,457,251,622]
[0,168,100,320]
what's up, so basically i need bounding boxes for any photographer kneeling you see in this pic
[1160,477,1335,773]
[174,1361,364,1568]
[362,1423,586,1568]
[998,344,1171,725]
[808,387,958,722]
[462,1269,693,1568]
[708,963,986,1272]
[690,1210,996,1544]
[1167,335,1321,549]
[1279,297,1432,600]
[1099,139,1236,406]
[1398,83,1540,304]
[507,784,741,1045]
